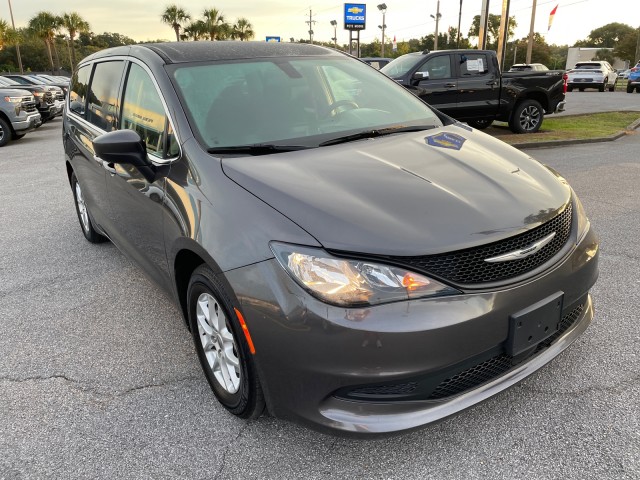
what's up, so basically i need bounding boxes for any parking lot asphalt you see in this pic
[1,119,638,479]
[556,90,640,116]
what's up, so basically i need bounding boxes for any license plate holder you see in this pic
[507,292,563,356]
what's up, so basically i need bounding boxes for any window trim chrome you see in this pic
[66,56,182,166]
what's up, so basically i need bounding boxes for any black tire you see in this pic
[628,84,634,93]
[187,264,265,419]
[598,82,605,92]
[468,119,493,130]
[567,86,573,92]
[509,99,543,134]
[579,87,585,92]
[0,117,11,147]
[70,172,107,243]
[608,81,616,92]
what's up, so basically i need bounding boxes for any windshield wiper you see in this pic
[318,125,437,147]
[207,144,312,156]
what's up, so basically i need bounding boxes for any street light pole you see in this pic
[330,20,337,49]
[377,4,387,57]
[430,0,441,51]
[7,0,24,74]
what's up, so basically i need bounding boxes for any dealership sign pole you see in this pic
[344,3,366,57]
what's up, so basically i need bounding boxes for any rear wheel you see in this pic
[509,99,543,134]
[598,82,605,92]
[188,264,265,419]
[608,80,616,92]
[627,84,634,93]
[70,172,107,243]
[468,119,493,130]
[579,87,585,92]
[0,117,11,147]
[567,86,573,92]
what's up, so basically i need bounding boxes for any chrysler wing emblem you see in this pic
[484,232,556,263]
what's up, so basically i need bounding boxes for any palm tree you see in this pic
[60,12,90,72]
[28,12,59,74]
[183,20,208,41]
[161,4,190,42]
[202,8,227,41]
[233,18,255,41]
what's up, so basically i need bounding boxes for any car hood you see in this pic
[0,88,33,98]
[221,125,571,256]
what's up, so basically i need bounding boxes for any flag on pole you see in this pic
[548,4,559,31]
[392,35,397,52]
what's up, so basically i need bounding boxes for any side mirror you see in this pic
[93,129,149,168]
[412,71,429,81]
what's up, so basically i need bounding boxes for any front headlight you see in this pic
[271,242,460,307]
[573,190,590,243]
[4,96,21,104]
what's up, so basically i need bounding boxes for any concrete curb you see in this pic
[508,115,640,150]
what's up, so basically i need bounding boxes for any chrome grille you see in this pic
[387,202,573,285]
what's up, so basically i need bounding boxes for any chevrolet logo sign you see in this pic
[484,232,556,263]
[347,6,364,14]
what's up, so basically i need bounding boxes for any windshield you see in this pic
[169,56,441,151]
[380,54,422,78]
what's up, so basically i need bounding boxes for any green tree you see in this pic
[202,8,227,41]
[183,20,208,41]
[28,11,60,73]
[468,14,517,49]
[613,29,640,64]
[60,12,90,72]
[507,33,552,69]
[233,18,254,41]
[161,4,190,42]
[574,22,635,48]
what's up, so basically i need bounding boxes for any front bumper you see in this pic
[12,113,42,134]
[225,224,599,436]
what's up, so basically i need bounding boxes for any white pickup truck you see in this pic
[566,61,618,92]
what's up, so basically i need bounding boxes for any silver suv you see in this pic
[566,61,618,92]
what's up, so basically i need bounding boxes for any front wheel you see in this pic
[0,117,11,147]
[70,172,107,243]
[187,264,265,419]
[468,119,493,130]
[608,80,616,92]
[509,99,543,134]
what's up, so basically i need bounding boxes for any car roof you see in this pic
[80,41,343,65]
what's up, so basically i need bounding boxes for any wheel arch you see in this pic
[0,111,17,137]
[515,90,548,115]
[171,239,238,329]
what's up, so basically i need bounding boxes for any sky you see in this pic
[2,0,639,48]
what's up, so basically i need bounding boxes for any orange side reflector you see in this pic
[234,308,256,355]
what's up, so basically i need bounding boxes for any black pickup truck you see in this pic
[380,49,567,133]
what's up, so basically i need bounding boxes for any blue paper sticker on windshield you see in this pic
[426,132,467,150]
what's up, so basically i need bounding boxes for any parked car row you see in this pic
[0,74,68,146]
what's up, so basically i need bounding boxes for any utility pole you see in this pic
[306,9,316,44]
[7,0,24,74]
[478,0,490,49]
[457,0,463,48]
[430,0,441,51]
[496,0,511,69]
[526,0,538,64]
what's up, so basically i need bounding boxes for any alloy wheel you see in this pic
[518,105,541,132]
[75,182,90,232]
[196,292,241,394]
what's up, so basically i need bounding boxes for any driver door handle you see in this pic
[445,83,456,88]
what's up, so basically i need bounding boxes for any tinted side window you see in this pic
[459,54,490,76]
[69,66,91,116]
[122,63,176,159]
[417,56,452,80]
[87,61,125,132]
